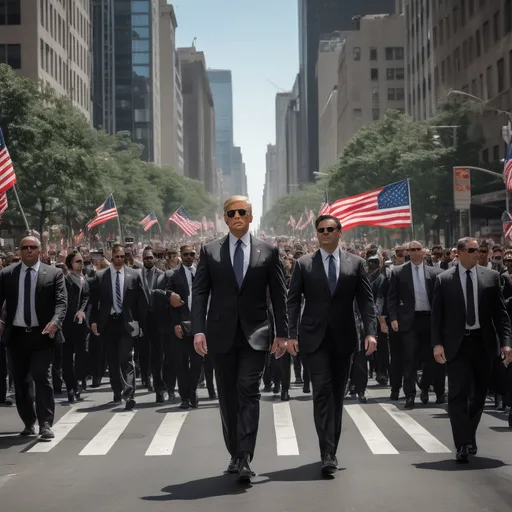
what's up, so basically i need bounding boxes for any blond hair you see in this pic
[223,195,252,213]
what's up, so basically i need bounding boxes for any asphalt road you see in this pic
[1,381,512,512]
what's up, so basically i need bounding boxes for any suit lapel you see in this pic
[452,265,466,320]
[180,266,190,303]
[220,235,239,291]
[11,264,21,319]
[333,249,347,295]
[476,265,485,312]
[36,263,47,297]
[105,267,113,304]
[240,236,262,292]
[424,266,433,303]
[123,267,130,295]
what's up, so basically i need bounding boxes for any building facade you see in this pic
[275,92,294,204]
[285,75,301,195]
[337,14,406,152]
[263,144,278,215]
[0,0,92,120]
[92,0,161,163]
[159,1,184,173]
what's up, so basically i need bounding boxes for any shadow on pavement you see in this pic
[260,462,344,482]
[0,434,33,449]
[413,457,508,471]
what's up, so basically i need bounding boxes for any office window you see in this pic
[133,27,149,39]
[353,47,361,60]
[352,109,362,120]
[497,58,505,92]
[395,47,404,60]
[372,87,379,102]
[479,73,484,98]
[386,68,395,80]
[385,47,393,60]
[132,39,149,52]
[395,67,405,80]
[132,1,149,12]
[0,43,21,68]
[40,0,44,26]
[131,14,149,26]
[435,66,439,89]
[132,53,149,65]
[447,15,451,39]
[483,21,490,52]
[388,88,396,101]
[486,65,493,98]
[476,29,481,56]
[397,88,405,101]
[369,48,377,60]
[468,36,474,61]
[454,47,461,72]
[494,11,500,41]
[471,79,477,95]
[371,68,379,81]
[441,60,445,83]
[0,0,21,25]
[135,109,151,122]
[439,19,444,44]
[462,41,468,69]
[372,108,380,121]
[453,7,458,33]
[133,65,150,77]
[506,0,512,34]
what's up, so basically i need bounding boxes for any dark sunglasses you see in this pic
[478,249,488,253]
[73,259,84,264]
[317,227,338,233]
[409,248,422,252]
[143,256,154,260]
[113,254,126,259]
[467,248,479,253]
[21,245,39,251]
[226,209,248,218]
[182,252,196,257]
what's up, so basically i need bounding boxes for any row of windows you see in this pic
[0,0,20,25]
[371,87,405,102]
[370,68,405,82]
[352,107,405,123]
[40,0,90,46]
[0,44,21,69]
[353,46,404,62]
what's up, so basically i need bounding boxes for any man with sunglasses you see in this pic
[191,195,288,483]
[432,237,512,462]
[287,215,376,476]
[0,236,67,440]
[90,244,145,410]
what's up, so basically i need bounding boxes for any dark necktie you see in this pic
[233,239,244,288]
[24,267,33,327]
[146,269,153,291]
[328,254,337,295]
[116,271,122,312]
[189,267,195,283]
[466,269,476,326]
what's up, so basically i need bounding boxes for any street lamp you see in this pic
[448,89,512,122]
[313,171,329,177]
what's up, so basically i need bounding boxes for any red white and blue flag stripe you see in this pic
[139,211,158,232]
[87,194,118,230]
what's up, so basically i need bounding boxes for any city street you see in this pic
[1,382,512,512]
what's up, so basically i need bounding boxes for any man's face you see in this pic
[408,242,423,264]
[20,237,41,267]
[111,248,126,268]
[316,219,341,248]
[143,251,154,270]
[477,245,489,265]
[492,250,503,264]
[394,250,405,264]
[459,240,479,269]
[432,249,442,262]
[505,254,512,272]
[80,248,91,263]
[180,247,196,267]
[224,200,253,234]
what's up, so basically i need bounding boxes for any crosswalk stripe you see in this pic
[79,412,135,456]
[145,412,188,456]
[27,409,88,453]
[273,402,299,456]
[380,403,451,453]
[344,404,399,454]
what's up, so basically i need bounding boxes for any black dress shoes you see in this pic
[404,397,415,409]
[435,394,446,405]
[180,399,190,409]
[189,393,199,408]
[20,425,36,437]
[456,445,469,463]
[155,392,165,404]
[303,385,311,394]
[263,384,272,392]
[281,390,290,401]
[420,390,429,404]
[226,457,239,474]
[358,393,367,404]
[112,394,122,404]
[468,440,478,455]
[390,390,399,401]
[237,453,255,484]
[67,391,75,404]
[39,423,55,441]
[125,398,136,411]
[209,390,217,400]
[321,453,338,476]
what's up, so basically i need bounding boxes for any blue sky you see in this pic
[173,0,299,225]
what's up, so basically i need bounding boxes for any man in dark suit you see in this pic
[0,236,67,440]
[432,237,512,462]
[192,195,288,483]
[170,244,203,409]
[90,244,145,410]
[287,215,377,477]
[388,240,445,409]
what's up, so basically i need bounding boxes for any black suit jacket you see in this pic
[431,264,512,361]
[64,273,90,327]
[169,265,194,327]
[387,261,442,332]
[0,262,67,345]
[287,249,376,355]
[90,266,144,337]
[140,266,164,309]
[191,234,288,353]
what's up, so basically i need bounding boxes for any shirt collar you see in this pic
[320,247,339,262]
[21,260,41,273]
[458,263,476,276]
[229,231,250,247]
[113,266,125,275]
[413,261,424,270]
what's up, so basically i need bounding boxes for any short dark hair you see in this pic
[143,248,154,257]
[180,244,194,253]
[315,215,341,231]
[478,240,490,249]
[492,244,503,252]
[432,245,443,252]
[457,237,477,251]
[65,250,81,269]
[112,244,124,254]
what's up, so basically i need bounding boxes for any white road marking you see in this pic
[344,404,399,454]
[79,412,135,456]
[27,409,88,453]
[145,412,189,456]
[380,403,451,453]
[273,402,299,455]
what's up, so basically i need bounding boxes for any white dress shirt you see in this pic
[13,261,41,328]
[458,263,480,330]
[319,247,340,282]
[411,262,430,312]
[229,231,251,280]
[110,266,125,314]
[184,265,195,310]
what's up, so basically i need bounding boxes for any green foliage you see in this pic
[0,64,217,235]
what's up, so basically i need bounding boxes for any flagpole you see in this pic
[111,194,123,241]
[407,178,415,239]
[12,185,30,233]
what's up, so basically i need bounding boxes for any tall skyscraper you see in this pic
[298,0,395,182]
[92,0,161,163]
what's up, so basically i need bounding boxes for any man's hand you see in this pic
[194,333,207,356]
[433,345,446,364]
[170,292,184,308]
[364,335,377,356]
[174,325,183,339]
[379,316,388,334]
[391,320,399,332]
[502,345,512,364]
[91,323,99,336]
[286,338,299,357]
[42,321,58,339]
[271,337,288,359]
[75,311,86,324]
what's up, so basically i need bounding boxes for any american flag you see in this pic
[207,220,214,230]
[502,211,512,240]
[287,215,296,228]
[215,212,223,232]
[139,211,159,232]
[319,189,330,216]
[504,144,512,192]
[329,179,412,231]
[0,192,7,215]
[0,128,16,195]
[87,194,118,230]
[168,206,198,237]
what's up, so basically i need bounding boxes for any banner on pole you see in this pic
[453,167,471,210]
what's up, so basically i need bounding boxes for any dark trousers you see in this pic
[62,323,88,393]
[52,344,63,392]
[104,318,135,399]
[388,328,404,392]
[305,333,352,456]
[293,352,311,388]
[350,350,368,394]
[375,328,389,379]
[402,313,445,398]
[150,331,174,394]
[446,331,492,448]
[0,341,11,402]
[8,329,55,427]
[135,336,151,385]
[213,331,266,459]
[177,335,203,400]
[89,334,107,385]
[203,353,215,394]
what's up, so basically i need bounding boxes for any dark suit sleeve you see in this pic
[431,275,444,348]
[89,273,100,326]
[51,269,68,328]
[191,245,211,336]
[268,246,288,339]
[374,275,385,316]
[355,260,377,337]
[492,272,512,348]
[169,273,183,328]
[387,268,399,323]
[79,282,90,313]
[287,259,303,340]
